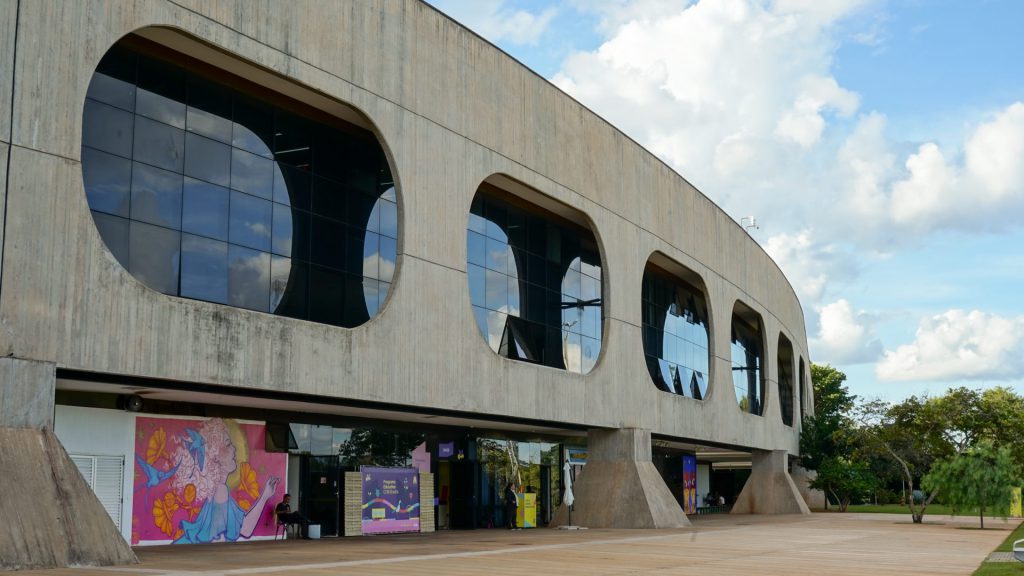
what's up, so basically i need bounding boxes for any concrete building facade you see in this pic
[0,0,812,568]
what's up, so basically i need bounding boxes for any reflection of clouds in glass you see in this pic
[563,331,582,373]
[228,248,270,311]
[247,222,270,238]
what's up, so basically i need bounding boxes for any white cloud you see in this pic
[876,310,1024,382]
[809,299,883,364]
[763,231,857,304]
[428,0,558,46]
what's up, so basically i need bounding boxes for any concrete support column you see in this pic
[791,463,825,510]
[552,428,690,528]
[0,357,56,429]
[0,357,136,569]
[731,449,811,515]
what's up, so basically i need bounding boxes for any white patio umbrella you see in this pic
[563,457,575,507]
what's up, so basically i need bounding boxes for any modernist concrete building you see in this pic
[0,0,813,569]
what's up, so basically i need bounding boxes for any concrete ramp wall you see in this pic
[0,428,136,569]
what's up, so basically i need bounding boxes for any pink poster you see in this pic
[131,417,286,545]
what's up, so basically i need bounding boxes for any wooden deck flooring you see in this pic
[12,513,1017,575]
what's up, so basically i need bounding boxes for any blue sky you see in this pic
[425,0,1024,402]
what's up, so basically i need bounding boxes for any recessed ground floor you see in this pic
[20,513,1017,576]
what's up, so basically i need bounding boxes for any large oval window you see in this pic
[81,38,398,327]
[467,181,603,374]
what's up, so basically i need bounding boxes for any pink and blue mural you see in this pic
[131,417,286,545]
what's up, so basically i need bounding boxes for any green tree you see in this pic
[922,441,1019,528]
[808,456,878,512]
[798,364,858,509]
[338,429,424,467]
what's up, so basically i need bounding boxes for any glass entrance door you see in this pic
[302,455,341,537]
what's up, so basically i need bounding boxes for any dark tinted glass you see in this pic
[181,177,229,241]
[229,191,272,252]
[82,147,131,217]
[228,245,270,312]
[82,100,134,158]
[181,234,228,303]
[92,211,129,268]
[83,43,397,326]
[184,133,231,186]
[129,220,180,295]
[640,266,710,400]
[731,311,765,415]
[777,336,795,426]
[130,162,182,229]
[133,116,184,172]
[466,191,602,374]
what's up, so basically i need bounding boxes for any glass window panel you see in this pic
[136,88,185,129]
[341,273,369,327]
[485,237,507,273]
[484,203,506,240]
[507,276,520,317]
[270,256,308,319]
[365,198,381,234]
[181,177,229,241]
[379,199,398,239]
[507,246,521,281]
[228,245,270,312]
[472,305,490,346]
[229,191,272,252]
[308,265,345,326]
[186,76,232,143]
[82,147,131,217]
[377,280,390,310]
[468,264,485,306]
[273,163,311,209]
[561,302,581,334]
[378,235,396,284]
[183,133,230,187]
[581,305,600,339]
[274,112,313,170]
[362,231,380,280]
[485,310,506,353]
[485,268,507,312]
[312,176,346,222]
[310,215,346,269]
[581,336,599,374]
[468,212,487,235]
[563,331,582,373]
[130,162,182,229]
[129,220,180,295]
[363,277,381,318]
[231,148,274,199]
[91,211,129,268]
[232,96,274,157]
[467,231,486,267]
[271,202,297,258]
[561,268,581,299]
[581,260,601,281]
[581,274,600,302]
[180,234,228,304]
[87,72,135,112]
[524,282,545,324]
[347,190,376,229]
[82,100,133,158]
[133,116,184,172]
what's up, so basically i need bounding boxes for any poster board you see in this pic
[361,467,421,534]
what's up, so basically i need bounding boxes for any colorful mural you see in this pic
[682,455,697,514]
[131,417,286,545]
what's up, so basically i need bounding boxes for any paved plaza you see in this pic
[10,513,1017,576]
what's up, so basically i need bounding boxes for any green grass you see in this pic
[972,521,1024,575]
[820,503,979,516]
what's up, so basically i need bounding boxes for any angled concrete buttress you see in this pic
[731,449,812,515]
[0,357,137,570]
[552,428,690,528]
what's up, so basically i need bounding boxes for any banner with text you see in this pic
[361,467,420,534]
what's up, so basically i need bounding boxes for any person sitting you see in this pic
[275,493,311,539]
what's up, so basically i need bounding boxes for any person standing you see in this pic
[504,482,519,529]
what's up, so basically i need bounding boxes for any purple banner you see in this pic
[361,467,420,535]
[683,454,697,514]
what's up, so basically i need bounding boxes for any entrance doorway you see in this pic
[301,455,341,537]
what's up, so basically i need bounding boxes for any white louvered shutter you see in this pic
[69,454,124,530]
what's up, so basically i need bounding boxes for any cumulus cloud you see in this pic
[428,0,558,46]
[876,310,1024,382]
[763,231,857,304]
[809,299,883,364]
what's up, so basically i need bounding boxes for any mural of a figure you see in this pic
[132,417,285,545]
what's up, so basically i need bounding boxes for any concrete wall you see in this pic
[0,1,811,455]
